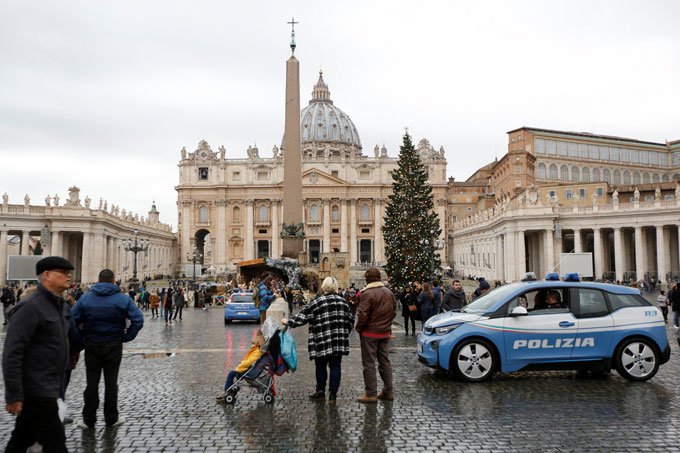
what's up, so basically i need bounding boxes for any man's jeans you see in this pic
[359,336,393,397]
[674,310,680,327]
[83,341,123,426]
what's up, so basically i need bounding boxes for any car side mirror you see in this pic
[510,306,528,317]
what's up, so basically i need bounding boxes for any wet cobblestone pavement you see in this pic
[2,306,680,452]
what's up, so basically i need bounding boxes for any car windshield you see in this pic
[461,284,520,314]
[231,294,253,303]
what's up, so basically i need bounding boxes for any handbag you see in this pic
[408,304,417,312]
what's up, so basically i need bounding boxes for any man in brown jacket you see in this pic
[355,268,397,403]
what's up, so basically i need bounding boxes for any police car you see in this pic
[417,273,670,382]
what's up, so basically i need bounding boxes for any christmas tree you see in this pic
[383,132,441,287]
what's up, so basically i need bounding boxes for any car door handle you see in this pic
[559,321,575,328]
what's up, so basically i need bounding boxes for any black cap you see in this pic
[479,279,491,290]
[36,256,75,275]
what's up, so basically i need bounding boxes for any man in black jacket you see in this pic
[3,256,74,453]
[441,280,466,312]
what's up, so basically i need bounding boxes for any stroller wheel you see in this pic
[264,393,274,404]
[225,393,236,404]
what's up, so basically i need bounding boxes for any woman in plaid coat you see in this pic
[281,276,354,402]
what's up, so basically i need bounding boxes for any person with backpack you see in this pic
[255,275,276,323]
[1,286,16,326]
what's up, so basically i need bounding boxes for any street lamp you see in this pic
[187,246,203,289]
[123,229,149,290]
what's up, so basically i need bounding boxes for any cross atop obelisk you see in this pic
[280,18,304,258]
[287,17,298,54]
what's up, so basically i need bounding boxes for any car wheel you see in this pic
[616,338,659,381]
[224,319,232,325]
[451,339,496,382]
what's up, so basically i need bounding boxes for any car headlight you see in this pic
[434,324,462,335]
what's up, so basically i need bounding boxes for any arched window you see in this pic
[582,167,590,182]
[537,163,546,179]
[199,206,209,223]
[592,168,601,182]
[633,172,641,185]
[560,165,569,181]
[652,173,660,184]
[603,169,611,183]
[360,204,370,221]
[549,164,558,180]
[623,171,631,185]
[310,204,320,221]
[642,172,651,184]
[258,205,268,222]
[232,206,241,223]
[331,205,340,221]
[613,170,621,185]
[571,166,579,182]
[662,174,670,182]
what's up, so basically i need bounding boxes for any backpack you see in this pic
[253,288,261,309]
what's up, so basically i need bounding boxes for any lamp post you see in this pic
[123,229,149,290]
[187,246,202,289]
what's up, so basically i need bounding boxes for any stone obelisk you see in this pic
[281,18,304,258]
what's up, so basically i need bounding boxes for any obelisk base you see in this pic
[281,237,304,259]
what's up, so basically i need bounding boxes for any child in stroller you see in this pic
[216,328,290,404]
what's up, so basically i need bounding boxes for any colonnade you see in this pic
[455,222,680,284]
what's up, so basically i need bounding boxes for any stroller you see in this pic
[223,327,296,404]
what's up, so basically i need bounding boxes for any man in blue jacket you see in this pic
[71,269,143,429]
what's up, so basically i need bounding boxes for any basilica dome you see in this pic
[299,71,362,150]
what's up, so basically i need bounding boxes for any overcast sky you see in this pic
[2,0,678,230]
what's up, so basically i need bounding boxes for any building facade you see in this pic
[176,72,448,277]
[0,186,176,285]
[452,128,680,284]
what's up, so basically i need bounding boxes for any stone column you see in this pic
[93,233,105,275]
[436,199,447,262]
[656,225,667,283]
[51,230,61,257]
[516,230,526,277]
[634,227,645,281]
[349,199,357,264]
[181,201,192,267]
[593,228,603,280]
[573,228,582,253]
[21,231,30,255]
[0,230,7,285]
[81,232,93,283]
[545,228,555,275]
[496,235,505,282]
[373,200,382,262]
[323,200,331,253]
[505,231,515,282]
[677,226,680,280]
[340,201,348,253]
[245,201,254,260]
[613,227,624,282]
[271,200,280,258]
[216,200,227,267]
